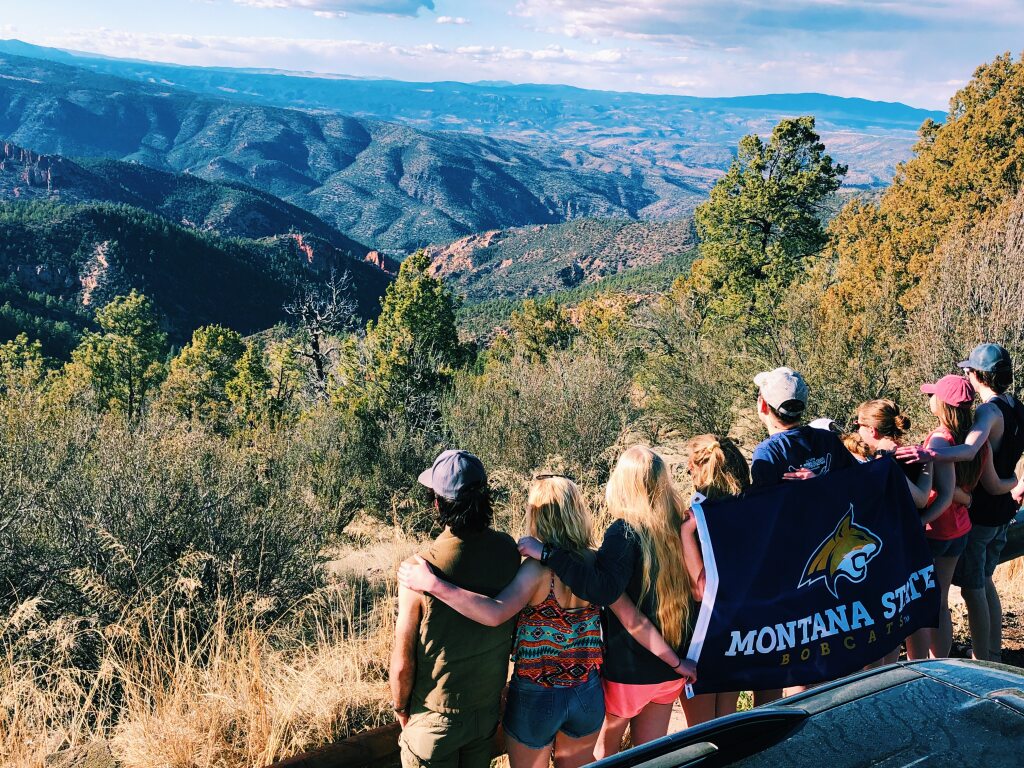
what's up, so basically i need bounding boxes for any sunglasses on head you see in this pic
[533,472,575,483]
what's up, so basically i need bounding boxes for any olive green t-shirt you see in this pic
[411,527,520,714]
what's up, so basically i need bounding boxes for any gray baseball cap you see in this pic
[418,449,487,500]
[958,343,1011,373]
[754,367,809,418]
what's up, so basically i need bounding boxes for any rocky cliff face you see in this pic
[425,218,697,302]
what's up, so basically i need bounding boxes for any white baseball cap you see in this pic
[754,367,809,419]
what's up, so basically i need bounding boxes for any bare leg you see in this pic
[986,576,1003,661]
[677,693,716,729]
[931,555,959,658]
[962,586,991,661]
[505,736,552,768]
[553,729,601,768]
[715,692,740,718]
[593,714,630,761]
[906,627,932,660]
[752,688,783,706]
[628,701,674,746]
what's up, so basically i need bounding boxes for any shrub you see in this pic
[443,347,635,481]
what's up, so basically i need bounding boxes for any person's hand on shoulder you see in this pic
[895,445,937,464]
[517,536,544,560]
[782,468,816,481]
[398,554,439,594]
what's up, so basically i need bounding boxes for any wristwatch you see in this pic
[540,542,553,564]
[393,701,409,715]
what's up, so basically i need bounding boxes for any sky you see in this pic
[2,0,1023,109]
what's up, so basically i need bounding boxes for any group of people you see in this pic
[389,343,1024,768]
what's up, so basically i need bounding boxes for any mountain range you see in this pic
[0,41,943,254]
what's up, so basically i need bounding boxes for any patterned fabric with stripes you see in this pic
[511,579,603,688]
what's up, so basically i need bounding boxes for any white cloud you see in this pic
[513,0,1021,45]
[232,0,433,17]
[313,10,347,18]
[436,16,469,25]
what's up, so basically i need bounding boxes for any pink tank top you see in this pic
[923,426,972,541]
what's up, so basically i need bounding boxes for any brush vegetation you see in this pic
[3,53,1024,768]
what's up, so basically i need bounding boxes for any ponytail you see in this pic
[687,434,750,501]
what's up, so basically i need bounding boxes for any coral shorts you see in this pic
[602,677,686,719]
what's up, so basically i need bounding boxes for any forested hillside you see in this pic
[0,51,692,251]
[0,201,390,355]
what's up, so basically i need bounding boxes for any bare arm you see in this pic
[921,435,955,526]
[898,406,998,464]
[978,441,1019,495]
[680,517,706,602]
[389,578,422,728]
[399,555,544,627]
[906,463,933,509]
[609,595,696,682]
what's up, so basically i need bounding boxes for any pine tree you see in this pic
[70,291,167,419]
[689,116,846,339]
[160,325,246,423]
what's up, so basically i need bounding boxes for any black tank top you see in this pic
[970,395,1024,526]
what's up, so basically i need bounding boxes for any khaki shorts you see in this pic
[399,705,499,768]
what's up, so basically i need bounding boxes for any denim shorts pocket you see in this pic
[562,676,605,739]
[503,682,558,749]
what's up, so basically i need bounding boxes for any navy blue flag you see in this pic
[686,457,940,693]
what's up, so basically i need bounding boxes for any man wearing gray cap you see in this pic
[897,343,1024,661]
[750,366,855,488]
[390,450,520,768]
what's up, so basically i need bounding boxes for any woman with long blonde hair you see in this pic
[519,446,704,759]
[400,474,693,768]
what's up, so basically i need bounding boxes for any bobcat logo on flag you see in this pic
[798,505,882,598]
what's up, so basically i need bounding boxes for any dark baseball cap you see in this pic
[958,343,1012,372]
[417,449,487,500]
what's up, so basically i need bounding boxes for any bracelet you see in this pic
[540,542,553,564]
[393,702,409,715]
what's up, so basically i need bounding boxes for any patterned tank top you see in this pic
[511,574,603,688]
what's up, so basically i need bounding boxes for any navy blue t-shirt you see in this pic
[751,424,854,488]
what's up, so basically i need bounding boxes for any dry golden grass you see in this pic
[0,533,421,768]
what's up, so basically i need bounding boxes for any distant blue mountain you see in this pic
[0,39,946,251]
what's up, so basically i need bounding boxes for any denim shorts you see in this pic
[953,523,1009,589]
[502,672,604,750]
[927,532,968,559]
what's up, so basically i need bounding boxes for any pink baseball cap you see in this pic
[920,375,975,407]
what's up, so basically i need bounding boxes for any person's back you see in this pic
[752,424,854,487]
[413,527,520,713]
[750,367,854,489]
[392,449,520,768]
[969,393,1024,527]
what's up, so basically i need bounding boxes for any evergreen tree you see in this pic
[508,298,575,361]
[689,116,846,338]
[360,251,463,421]
[70,290,167,419]
[226,340,273,428]
[160,325,246,422]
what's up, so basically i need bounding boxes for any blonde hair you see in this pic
[842,432,874,460]
[857,399,911,439]
[605,446,691,648]
[934,401,983,488]
[525,476,593,555]
[687,434,750,501]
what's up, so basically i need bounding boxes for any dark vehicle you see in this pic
[594,660,1024,768]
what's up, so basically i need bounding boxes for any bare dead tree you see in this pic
[283,270,358,400]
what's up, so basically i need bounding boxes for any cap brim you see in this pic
[956,360,971,369]
[417,467,434,490]
[920,383,938,394]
